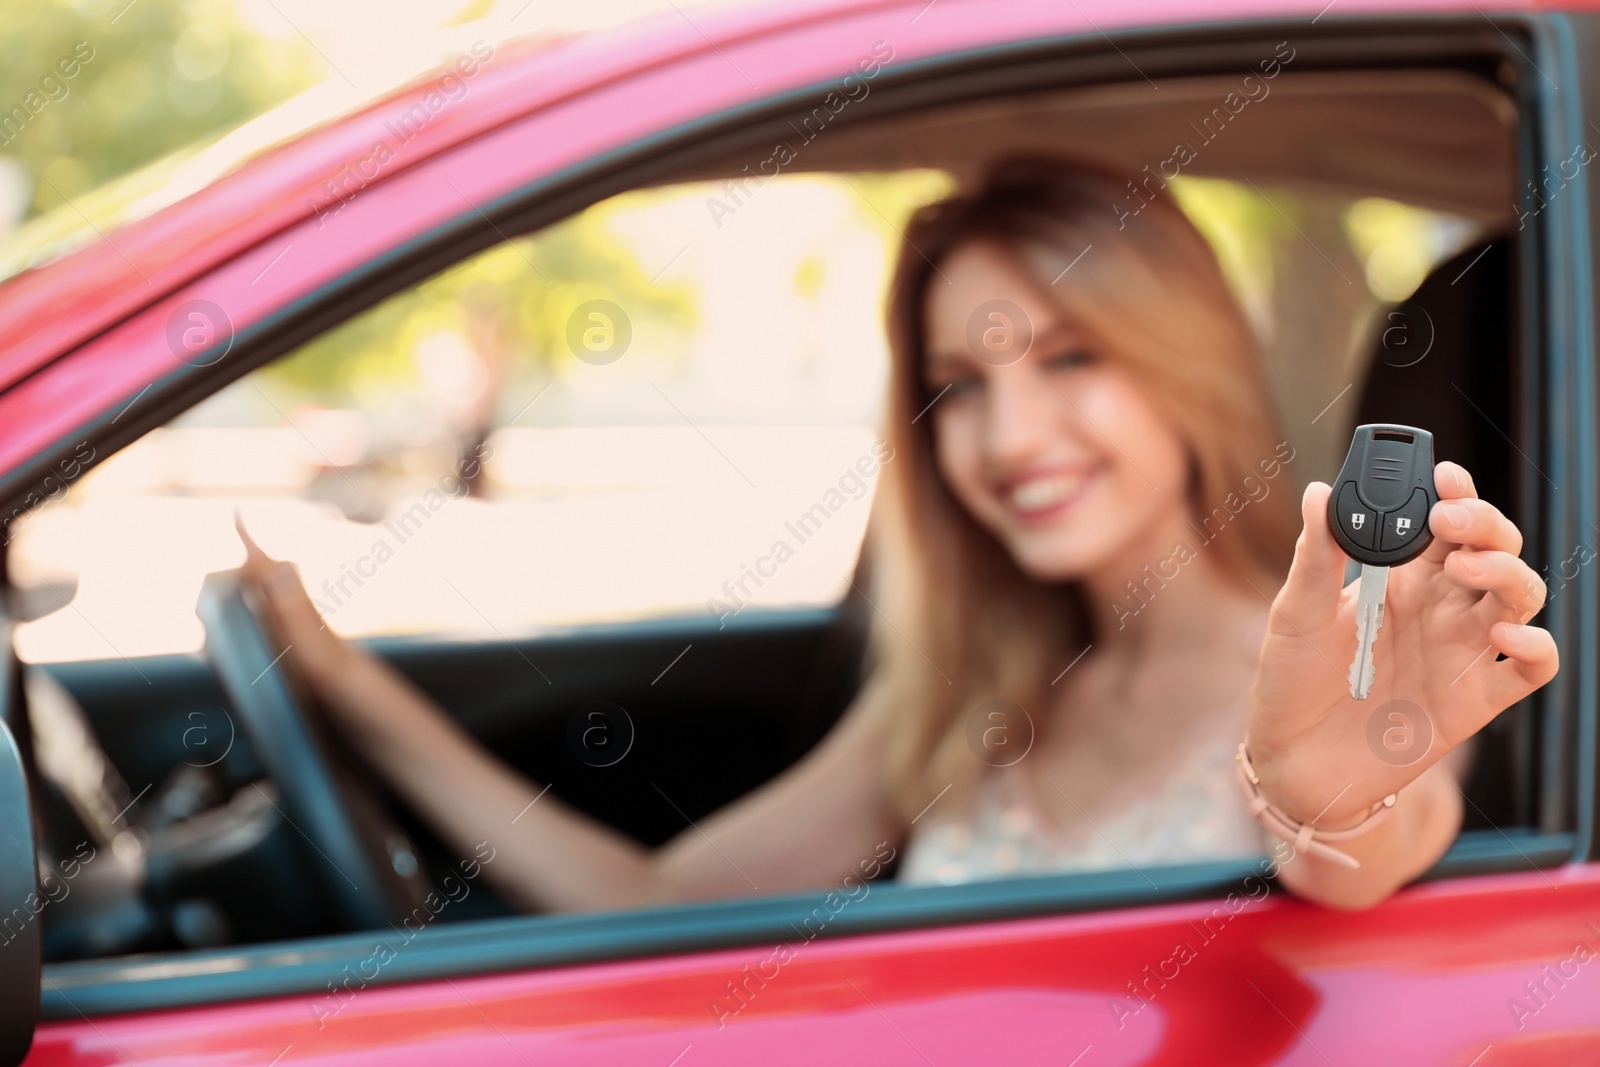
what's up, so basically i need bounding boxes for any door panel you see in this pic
[29,866,1600,1067]
[43,605,866,846]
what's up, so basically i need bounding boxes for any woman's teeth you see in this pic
[1009,473,1085,512]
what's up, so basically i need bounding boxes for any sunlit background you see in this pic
[4,0,1481,662]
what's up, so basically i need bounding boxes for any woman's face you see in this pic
[923,240,1193,582]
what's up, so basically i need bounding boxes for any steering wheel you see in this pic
[197,570,429,931]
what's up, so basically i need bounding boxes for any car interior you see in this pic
[1,35,1562,980]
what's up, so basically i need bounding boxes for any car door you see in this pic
[6,1,1600,1065]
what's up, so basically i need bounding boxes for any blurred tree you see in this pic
[272,188,699,406]
[269,173,956,408]
[841,170,954,262]
[0,0,320,220]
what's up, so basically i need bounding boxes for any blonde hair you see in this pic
[872,157,1299,825]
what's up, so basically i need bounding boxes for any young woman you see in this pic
[239,157,1556,913]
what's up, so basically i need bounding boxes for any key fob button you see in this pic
[1337,481,1379,550]
[1380,488,1430,552]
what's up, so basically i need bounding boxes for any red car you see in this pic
[1,0,1597,1063]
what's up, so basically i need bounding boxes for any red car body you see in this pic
[22,868,1600,1066]
[5,0,1599,1063]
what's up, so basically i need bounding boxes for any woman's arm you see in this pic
[1272,744,1470,911]
[241,523,902,913]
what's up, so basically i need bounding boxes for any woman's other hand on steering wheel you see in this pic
[1247,460,1558,830]
[234,515,353,687]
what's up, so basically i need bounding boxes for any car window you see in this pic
[10,172,1478,665]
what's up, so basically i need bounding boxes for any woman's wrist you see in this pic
[1260,771,1373,833]
[1274,765,1460,909]
[1243,741,1391,833]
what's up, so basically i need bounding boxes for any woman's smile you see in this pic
[997,464,1103,524]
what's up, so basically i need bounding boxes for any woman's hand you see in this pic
[234,515,353,688]
[1247,461,1557,833]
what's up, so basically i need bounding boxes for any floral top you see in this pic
[899,731,1265,886]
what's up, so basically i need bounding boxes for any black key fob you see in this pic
[1326,424,1439,567]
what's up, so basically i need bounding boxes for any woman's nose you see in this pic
[982,365,1058,464]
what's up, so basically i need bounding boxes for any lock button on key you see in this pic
[1380,488,1430,552]
[1337,482,1379,551]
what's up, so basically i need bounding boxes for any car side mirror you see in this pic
[0,602,40,1066]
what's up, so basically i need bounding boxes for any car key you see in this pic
[1326,424,1439,699]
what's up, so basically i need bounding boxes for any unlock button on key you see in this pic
[1380,489,1430,552]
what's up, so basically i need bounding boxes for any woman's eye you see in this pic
[1043,348,1093,373]
[932,376,981,400]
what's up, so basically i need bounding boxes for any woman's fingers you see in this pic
[1271,482,1347,629]
[1434,460,1477,501]
[235,513,319,626]
[232,514,350,683]
[235,512,272,572]
[260,559,316,619]
[1427,495,1522,557]
[1420,462,1487,565]
[1444,549,1547,624]
[1476,620,1559,711]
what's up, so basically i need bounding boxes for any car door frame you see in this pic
[4,2,1596,1037]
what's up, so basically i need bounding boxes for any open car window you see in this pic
[10,162,1509,953]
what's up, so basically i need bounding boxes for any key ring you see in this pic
[1235,741,1398,870]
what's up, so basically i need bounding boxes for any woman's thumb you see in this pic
[1273,481,1347,623]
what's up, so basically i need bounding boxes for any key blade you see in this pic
[1349,564,1389,700]
[1357,562,1389,619]
[1352,603,1380,699]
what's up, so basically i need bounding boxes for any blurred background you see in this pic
[3,0,1479,663]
